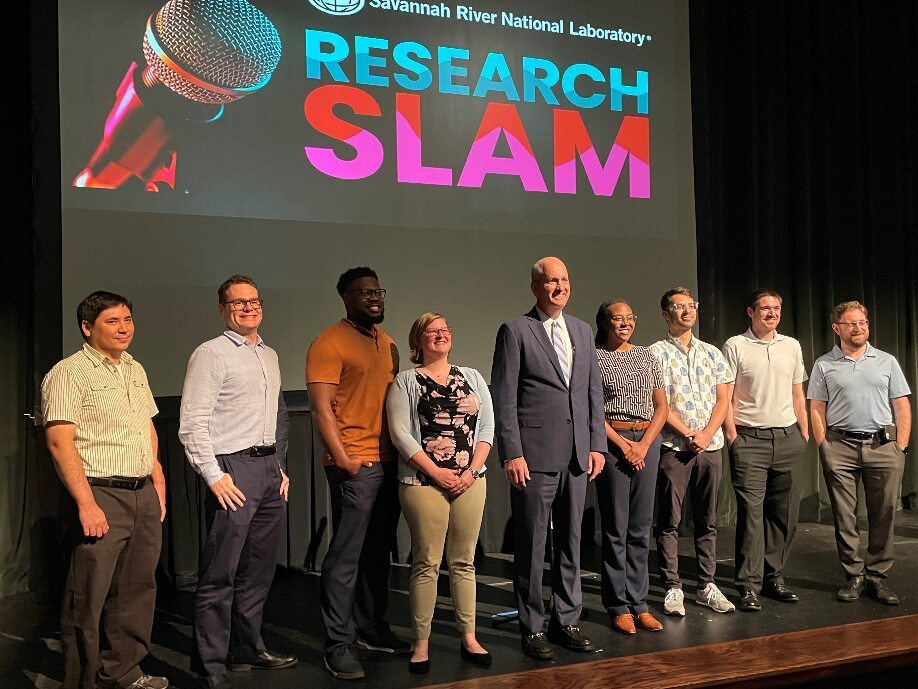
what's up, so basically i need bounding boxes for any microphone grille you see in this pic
[143,0,282,104]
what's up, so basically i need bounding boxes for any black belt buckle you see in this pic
[247,445,276,457]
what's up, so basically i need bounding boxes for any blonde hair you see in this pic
[408,311,447,365]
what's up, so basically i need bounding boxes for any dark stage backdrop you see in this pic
[691,0,918,522]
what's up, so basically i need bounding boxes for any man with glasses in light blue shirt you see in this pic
[180,275,294,689]
[808,301,911,606]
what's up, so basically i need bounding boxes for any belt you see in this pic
[607,419,651,431]
[828,427,883,442]
[243,444,276,457]
[87,476,150,490]
[735,424,797,437]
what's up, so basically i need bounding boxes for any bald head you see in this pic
[531,256,571,316]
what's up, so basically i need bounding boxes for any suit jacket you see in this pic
[491,307,607,472]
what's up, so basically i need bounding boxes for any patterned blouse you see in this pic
[411,366,480,487]
[596,346,664,422]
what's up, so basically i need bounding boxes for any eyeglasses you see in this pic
[668,302,699,312]
[223,298,263,311]
[423,327,453,337]
[836,320,868,328]
[610,315,637,323]
[351,288,387,299]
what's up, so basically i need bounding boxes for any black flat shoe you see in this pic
[761,582,799,603]
[738,589,762,612]
[408,659,430,675]
[460,643,492,668]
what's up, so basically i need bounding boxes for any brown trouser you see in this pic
[61,481,161,689]
[819,431,905,579]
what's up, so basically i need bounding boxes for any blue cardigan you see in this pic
[386,366,495,485]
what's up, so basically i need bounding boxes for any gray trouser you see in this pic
[655,448,722,590]
[730,425,805,591]
[321,461,400,652]
[596,429,661,615]
[819,431,905,579]
[511,463,587,634]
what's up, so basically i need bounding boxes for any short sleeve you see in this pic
[648,351,664,390]
[793,341,808,384]
[306,333,343,385]
[711,346,735,385]
[41,364,82,426]
[888,357,912,399]
[806,361,829,401]
[721,340,738,381]
[136,365,159,418]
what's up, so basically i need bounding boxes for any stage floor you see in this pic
[3,515,917,689]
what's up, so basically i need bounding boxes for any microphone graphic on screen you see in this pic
[73,0,282,191]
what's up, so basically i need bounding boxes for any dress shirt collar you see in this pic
[665,331,696,354]
[535,306,566,329]
[742,327,786,344]
[81,342,134,367]
[223,329,264,348]
[832,343,877,361]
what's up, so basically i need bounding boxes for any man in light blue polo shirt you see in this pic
[808,301,911,606]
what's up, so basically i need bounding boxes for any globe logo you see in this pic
[308,0,365,15]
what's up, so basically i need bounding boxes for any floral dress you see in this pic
[410,366,480,486]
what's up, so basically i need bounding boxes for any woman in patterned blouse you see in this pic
[594,300,669,635]
[386,312,495,673]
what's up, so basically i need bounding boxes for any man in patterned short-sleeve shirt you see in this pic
[41,291,167,689]
[649,287,735,617]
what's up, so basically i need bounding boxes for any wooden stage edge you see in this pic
[426,615,918,689]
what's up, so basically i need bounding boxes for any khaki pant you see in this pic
[819,432,905,578]
[399,477,486,640]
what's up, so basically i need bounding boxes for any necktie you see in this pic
[552,320,570,385]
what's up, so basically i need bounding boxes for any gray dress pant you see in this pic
[819,431,905,579]
[61,481,161,689]
[195,452,285,677]
[730,425,805,591]
[655,448,722,590]
[596,429,661,615]
[321,460,400,652]
[511,460,587,634]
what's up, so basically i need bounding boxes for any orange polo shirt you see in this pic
[306,320,399,464]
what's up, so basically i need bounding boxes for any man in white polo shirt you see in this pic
[722,288,809,612]
[808,301,911,605]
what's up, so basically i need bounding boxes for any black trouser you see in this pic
[655,448,722,590]
[195,452,285,677]
[321,460,401,652]
[730,425,805,591]
[61,481,161,689]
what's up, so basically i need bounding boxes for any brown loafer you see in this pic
[611,613,636,635]
[635,612,663,632]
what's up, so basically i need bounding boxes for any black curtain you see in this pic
[691,1,918,519]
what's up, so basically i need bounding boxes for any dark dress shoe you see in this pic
[521,632,553,660]
[837,575,865,602]
[460,643,492,668]
[761,582,799,602]
[866,576,899,605]
[547,624,594,652]
[408,659,430,675]
[739,589,762,612]
[229,650,297,671]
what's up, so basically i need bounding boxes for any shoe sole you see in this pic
[354,640,411,655]
[663,608,686,617]
[697,601,735,614]
[228,659,297,671]
[521,645,554,660]
[324,658,365,680]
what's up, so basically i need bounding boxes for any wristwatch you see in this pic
[470,467,482,480]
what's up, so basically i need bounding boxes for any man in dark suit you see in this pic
[491,256,607,660]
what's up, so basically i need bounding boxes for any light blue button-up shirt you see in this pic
[179,330,285,485]
[807,343,911,432]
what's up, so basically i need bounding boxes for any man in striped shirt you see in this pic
[41,291,167,689]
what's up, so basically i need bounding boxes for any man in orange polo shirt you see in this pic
[307,266,409,680]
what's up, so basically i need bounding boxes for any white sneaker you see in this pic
[698,582,735,613]
[663,587,685,616]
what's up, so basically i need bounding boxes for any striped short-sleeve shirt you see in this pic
[596,346,664,421]
[41,343,159,478]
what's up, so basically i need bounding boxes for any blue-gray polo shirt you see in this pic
[806,343,911,432]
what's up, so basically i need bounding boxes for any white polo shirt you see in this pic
[722,329,807,428]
